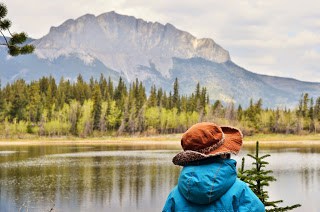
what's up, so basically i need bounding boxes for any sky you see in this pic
[3,0,320,82]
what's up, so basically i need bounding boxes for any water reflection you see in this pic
[0,144,319,211]
[0,145,181,211]
[236,146,320,212]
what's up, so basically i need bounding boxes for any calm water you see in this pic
[0,143,319,212]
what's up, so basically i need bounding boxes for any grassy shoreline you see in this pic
[0,133,320,146]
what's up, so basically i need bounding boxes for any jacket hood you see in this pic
[177,158,237,205]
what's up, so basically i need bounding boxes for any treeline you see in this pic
[0,75,319,138]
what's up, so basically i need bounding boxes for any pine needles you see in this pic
[238,141,301,211]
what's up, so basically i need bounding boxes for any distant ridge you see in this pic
[1,11,320,108]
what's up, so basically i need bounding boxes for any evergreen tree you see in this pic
[245,99,262,131]
[302,93,309,118]
[237,105,243,121]
[189,93,196,112]
[296,94,303,117]
[107,76,114,99]
[9,79,28,121]
[56,77,66,109]
[137,81,146,112]
[180,95,188,112]
[89,76,95,97]
[238,141,301,211]
[74,74,86,104]
[114,77,127,110]
[255,98,263,114]
[99,73,107,100]
[125,82,138,133]
[195,82,200,99]
[168,91,173,109]
[308,98,315,132]
[295,94,304,134]
[27,81,42,122]
[2,75,320,137]
[45,77,58,120]
[173,78,180,111]
[92,84,102,130]
[148,85,157,107]
[314,97,320,122]
[195,82,202,112]
[46,81,54,109]
[0,3,34,56]
[274,108,281,133]
[200,87,207,113]
[156,88,163,107]
[69,100,80,135]
[0,80,4,120]
[268,111,276,133]
[162,91,168,108]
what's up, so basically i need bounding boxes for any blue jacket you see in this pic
[163,158,265,212]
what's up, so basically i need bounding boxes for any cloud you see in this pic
[2,0,320,82]
[247,56,276,66]
[303,49,320,60]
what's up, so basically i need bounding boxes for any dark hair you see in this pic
[219,154,231,159]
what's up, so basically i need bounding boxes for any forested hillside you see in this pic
[0,74,318,138]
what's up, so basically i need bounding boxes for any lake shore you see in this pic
[1,133,320,146]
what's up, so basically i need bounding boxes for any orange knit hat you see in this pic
[172,122,243,166]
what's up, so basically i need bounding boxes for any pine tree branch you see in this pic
[7,28,13,37]
[240,141,302,211]
[266,204,301,212]
[260,154,271,159]
[0,29,9,46]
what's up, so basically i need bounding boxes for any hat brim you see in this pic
[172,126,243,166]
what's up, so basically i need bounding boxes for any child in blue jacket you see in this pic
[163,122,265,212]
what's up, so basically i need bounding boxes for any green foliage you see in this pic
[8,79,28,121]
[77,100,93,137]
[0,73,319,138]
[69,100,81,135]
[92,84,102,130]
[315,97,320,122]
[0,3,34,56]
[238,141,301,211]
[27,81,42,122]
[0,81,4,121]
[244,98,262,130]
[145,107,160,130]
[106,99,121,130]
[173,78,180,111]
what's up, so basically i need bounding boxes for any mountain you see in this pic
[1,11,320,108]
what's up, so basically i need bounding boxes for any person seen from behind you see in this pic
[162,122,265,212]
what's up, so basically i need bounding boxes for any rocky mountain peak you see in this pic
[33,11,230,81]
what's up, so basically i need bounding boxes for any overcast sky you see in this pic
[3,0,320,82]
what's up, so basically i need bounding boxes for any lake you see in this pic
[0,142,319,212]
